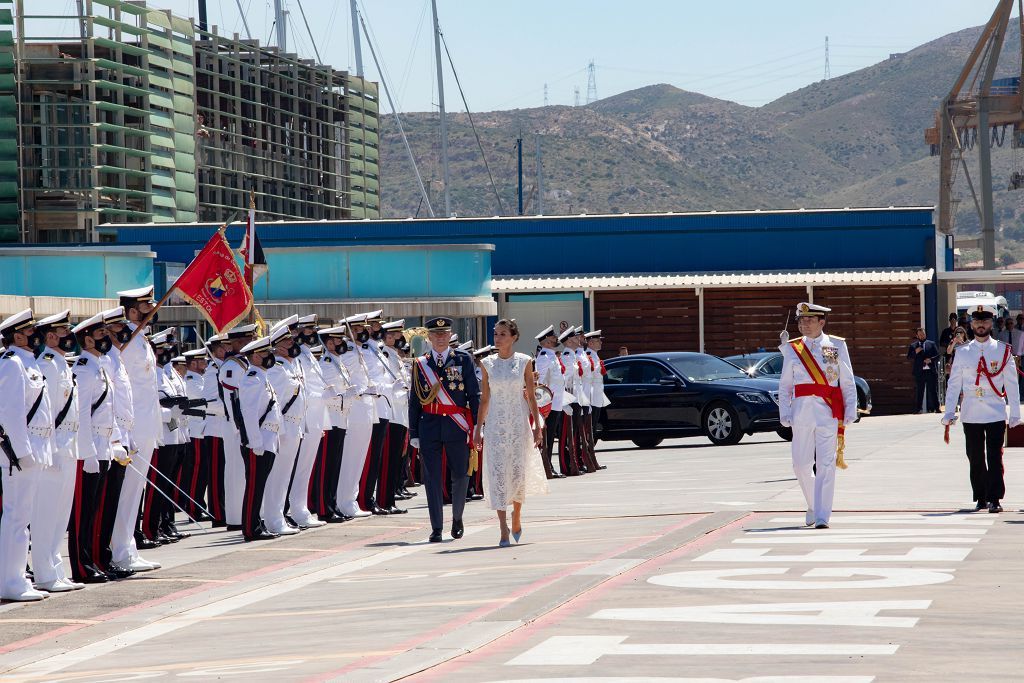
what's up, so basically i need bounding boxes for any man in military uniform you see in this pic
[379,319,410,514]
[355,310,394,516]
[237,335,283,541]
[111,286,163,572]
[338,314,376,518]
[33,310,85,592]
[409,316,480,543]
[95,306,139,576]
[179,348,209,520]
[69,313,130,584]
[778,302,858,529]
[559,326,585,475]
[574,326,600,472]
[942,303,1023,513]
[219,323,257,532]
[290,315,328,528]
[263,319,304,535]
[315,325,359,522]
[534,325,566,479]
[202,333,230,526]
[0,309,55,601]
[584,330,608,470]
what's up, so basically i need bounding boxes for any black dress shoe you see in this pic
[370,505,390,516]
[156,534,177,544]
[975,500,988,511]
[137,538,160,549]
[226,524,243,532]
[428,529,443,543]
[401,489,418,497]
[469,493,484,501]
[395,492,411,500]
[77,571,108,584]
[598,465,607,470]
[211,520,228,528]
[323,513,348,523]
[106,563,135,580]
[244,530,280,542]
[989,501,1003,513]
[387,506,407,515]
[451,519,464,539]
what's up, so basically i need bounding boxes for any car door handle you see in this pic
[634,388,651,393]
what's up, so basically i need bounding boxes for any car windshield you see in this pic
[667,355,751,382]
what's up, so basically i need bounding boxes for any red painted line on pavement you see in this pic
[0,525,417,656]
[307,513,712,683]
[415,511,760,681]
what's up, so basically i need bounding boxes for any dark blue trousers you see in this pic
[418,414,469,532]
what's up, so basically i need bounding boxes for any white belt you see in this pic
[28,425,53,439]
[57,422,79,433]
[93,426,114,440]
[284,414,304,425]
[263,422,280,433]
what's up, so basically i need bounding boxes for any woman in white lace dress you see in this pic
[473,319,548,547]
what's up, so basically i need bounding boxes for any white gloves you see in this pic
[409,438,420,450]
[83,456,100,474]
[112,445,130,466]
[343,385,360,399]
[252,448,265,457]
[1010,419,1023,429]
[779,418,792,428]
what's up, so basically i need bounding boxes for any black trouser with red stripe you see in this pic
[543,410,561,477]
[174,438,207,519]
[359,420,388,511]
[142,444,186,540]
[309,428,343,517]
[580,407,601,471]
[242,447,275,539]
[558,408,580,476]
[205,436,226,524]
[94,462,126,571]
[377,422,408,509]
[570,405,590,473]
[69,462,103,582]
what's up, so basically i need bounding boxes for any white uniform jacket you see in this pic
[201,358,229,439]
[239,365,282,455]
[100,347,136,452]
[778,334,858,429]
[576,347,595,407]
[159,365,189,445]
[38,348,79,460]
[361,341,394,421]
[339,345,378,422]
[943,337,1022,425]
[535,348,566,412]
[184,370,205,438]
[73,354,119,468]
[560,348,583,407]
[298,345,329,433]
[585,348,610,408]
[382,346,410,428]
[268,356,306,439]
[121,324,162,446]
[218,355,249,437]
[320,352,355,430]
[0,346,55,467]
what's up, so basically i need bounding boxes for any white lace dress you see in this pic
[481,352,549,510]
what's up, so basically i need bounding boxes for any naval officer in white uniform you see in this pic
[942,303,1022,513]
[778,302,857,529]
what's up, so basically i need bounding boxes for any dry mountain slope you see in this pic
[380,20,1024,245]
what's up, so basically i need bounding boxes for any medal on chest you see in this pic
[976,386,986,398]
[990,360,1001,373]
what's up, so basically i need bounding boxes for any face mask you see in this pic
[299,332,316,346]
[114,328,132,344]
[287,344,301,358]
[260,354,276,369]
[94,338,112,354]
[370,329,383,341]
[58,334,77,352]
[356,330,370,343]
[26,332,42,349]
[224,348,237,357]
[157,351,172,366]
[147,311,159,325]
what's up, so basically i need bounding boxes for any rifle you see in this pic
[0,425,19,475]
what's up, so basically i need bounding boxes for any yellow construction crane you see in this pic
[925,0,1024,268]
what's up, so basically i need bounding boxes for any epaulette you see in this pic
[2,351,14,359]
[246,369,258,377]
[76,357,88,366]
[43,352,54,360]
[830,335,845,341]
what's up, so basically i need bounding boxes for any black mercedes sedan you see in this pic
[598,352,784,448]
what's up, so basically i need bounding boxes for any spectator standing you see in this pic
[907,328,940,413]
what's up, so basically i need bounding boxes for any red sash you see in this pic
[416,356,473,435]
[790,339,845,424]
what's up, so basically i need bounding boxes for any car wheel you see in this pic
[776,427,793,441]
[704,402,743,446]
[632,438,663,449]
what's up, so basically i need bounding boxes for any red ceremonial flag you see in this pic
[173,230,252,333]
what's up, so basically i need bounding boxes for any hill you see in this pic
[378,21,1024,259]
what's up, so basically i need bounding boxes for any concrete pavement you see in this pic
[0,413,1022,682]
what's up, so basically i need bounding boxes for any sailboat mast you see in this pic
[431,0,452,217]
[349,0,363,77]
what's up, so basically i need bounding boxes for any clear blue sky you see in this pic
[27,0,1012,111]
